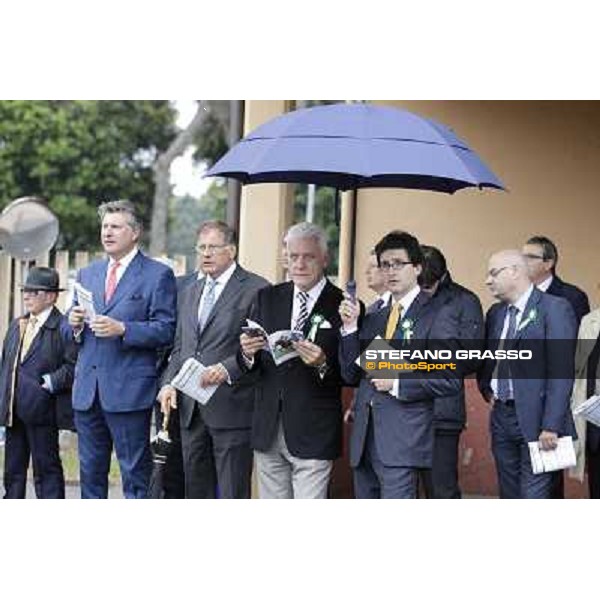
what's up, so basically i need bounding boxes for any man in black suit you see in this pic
[240,222,344,499]
[0,267,77,499]
[523,236,590,326]
[338,232,462,499]
[523,235,590,499]
[365,248,390,313]
[417,245,484,499]
[159,221,269,498]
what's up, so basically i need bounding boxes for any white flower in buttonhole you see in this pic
[401,318,414,342]
[307,314,325,342]
[517,308,538,332]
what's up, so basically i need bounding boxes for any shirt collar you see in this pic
[536,275,553,293]
[394,284,421,313]
[294,277,327,302]
[207,261,237,288]
[379,290,392,306]
[29,305,53,328]
[511,284,535,314]
[109,246,138,269]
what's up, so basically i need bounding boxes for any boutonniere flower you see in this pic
[307,313,325,342]
[517,308,538,332]
[401,318,414,341]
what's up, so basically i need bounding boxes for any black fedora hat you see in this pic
[20,267,65,292]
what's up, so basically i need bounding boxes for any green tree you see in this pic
[167,182,227,271]
[0,100,177,250]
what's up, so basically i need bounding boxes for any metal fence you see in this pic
[0,250,188,343]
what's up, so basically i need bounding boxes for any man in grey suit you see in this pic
[158,221,269,498]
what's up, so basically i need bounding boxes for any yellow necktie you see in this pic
[385,302,403,339]
[21,316,38,361]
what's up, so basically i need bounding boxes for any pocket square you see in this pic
[320,319,332,329]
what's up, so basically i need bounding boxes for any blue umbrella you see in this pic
[206,103,505,193]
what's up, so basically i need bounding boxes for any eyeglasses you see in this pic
[195,243,229,255]
[380,260,413,272]
[523,253,546,261]
[487,266,512,279]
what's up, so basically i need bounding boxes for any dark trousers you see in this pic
[490,401,553,499]
[353,409,418,499]
[586,442,600,499]
[74,398,152,499]
[420,429,462,499]
[3,413,65,499]
[181,406,253,499]
[153,403,185,499]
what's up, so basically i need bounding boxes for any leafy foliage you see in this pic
[0,100,177,250]
[167,182,227,271]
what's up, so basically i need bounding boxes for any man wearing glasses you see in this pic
[478,250,577,498]
[522,235,589,499]
[522,236,589,326]
[339,231,461,499]
[0,267,77,498]
[159,221,268,498]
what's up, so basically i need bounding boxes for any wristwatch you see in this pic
[317,362,329,379]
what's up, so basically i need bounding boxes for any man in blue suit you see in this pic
[478,250,577,499]
[69,200,177,499]
[523,235,590,499]
[339,231,462,499]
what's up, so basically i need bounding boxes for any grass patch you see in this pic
[0,431,122,487]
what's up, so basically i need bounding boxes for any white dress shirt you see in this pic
[105,246,139,290]
[387,285,421,398]
[490,284,534,397]
[536,275,553,293]
[197,261,237,322]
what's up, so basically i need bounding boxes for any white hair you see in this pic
[284,222,328,254]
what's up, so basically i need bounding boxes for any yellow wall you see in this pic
[354,101,600,310]
[238,100,294,283]
[239,101,600,310]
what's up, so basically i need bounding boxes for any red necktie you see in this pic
[105,261,121,302]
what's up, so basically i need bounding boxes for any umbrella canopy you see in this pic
[206,103,505,193]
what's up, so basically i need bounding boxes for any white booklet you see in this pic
[528,436,577,474]
[245,319,304,366]
[573,394,600,427]
[171,358,219,405]
[73,282,97,323]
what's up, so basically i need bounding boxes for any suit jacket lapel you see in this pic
[514,288,542,341]
[304,279,333,335]
[393,292,429,340]
[21,307,60,364]
[186,278,204,335]
[276,282,295,332]
[91,259,108,313]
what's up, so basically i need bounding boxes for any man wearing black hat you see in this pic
[0,267,77,499]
